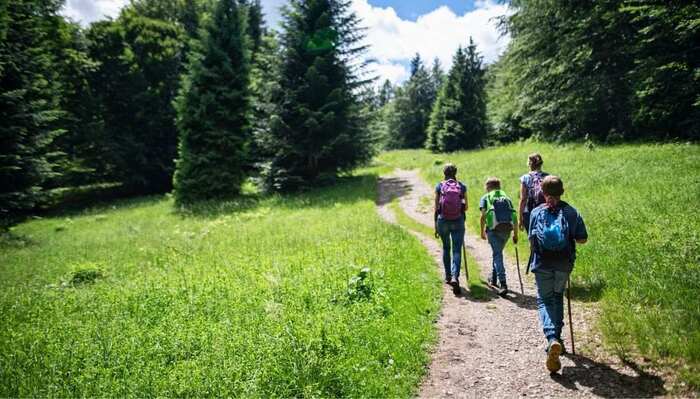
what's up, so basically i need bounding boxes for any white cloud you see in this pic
[61,0,129,25]
[351,0,511,85]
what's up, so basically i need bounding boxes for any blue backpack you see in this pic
[534,206,571,261]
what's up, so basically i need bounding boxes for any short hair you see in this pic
[485,177,501,191]
[443,163,457,179]
[528,153,543,170]
[541,175,564,197]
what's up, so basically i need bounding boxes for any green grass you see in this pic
[388,200,489,299]
[378,141,700,386]
[0,171,442,397]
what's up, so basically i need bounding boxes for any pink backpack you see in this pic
[439,180,463,220]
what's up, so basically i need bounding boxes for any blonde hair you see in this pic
[485,177,501,191]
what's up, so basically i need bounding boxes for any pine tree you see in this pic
[390,53,436,148]
[263,0,373,191]
[0,0,64,230]
[427,39,487,152]
[377,79,394,107]
[173,0,250,204]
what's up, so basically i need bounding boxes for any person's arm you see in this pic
[518,181,527,231]
[512,202,519,244]
[574,212,588,244]
[434,191,440,238]
[480,209,487,240]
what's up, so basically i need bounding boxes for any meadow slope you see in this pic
[0,171,441,397]
[378,141,700,387]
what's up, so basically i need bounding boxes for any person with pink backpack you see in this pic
[519,153,549,234]
[434,163,468,294]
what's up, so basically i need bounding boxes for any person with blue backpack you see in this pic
[433,163,467,294]
[479,177,518,296]
[519,153,549,234]
[529,175,588,373]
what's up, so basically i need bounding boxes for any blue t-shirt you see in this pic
[520,171,549,213]
[528,201,587,273]
[435,180,467,221]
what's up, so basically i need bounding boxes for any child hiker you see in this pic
[433,163,467,294]
[528,175,588,373]
[479,177,518,296]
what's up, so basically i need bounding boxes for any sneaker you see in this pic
[546,340,563,373]
[445,275,452,284]
[498,284,508,296]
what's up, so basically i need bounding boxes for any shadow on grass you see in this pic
[569,280,606,302]
[456,281,498,302]
[180,173,380,219]
[550,353,666,398]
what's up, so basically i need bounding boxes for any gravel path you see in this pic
[376,170,668,398]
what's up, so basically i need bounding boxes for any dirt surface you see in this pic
[376,170,669,398]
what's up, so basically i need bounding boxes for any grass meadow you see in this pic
[378,141,700,386]
[0,169,442,397]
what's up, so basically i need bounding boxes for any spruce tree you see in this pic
[264,0,373,191]
[173,0,250,204]
[426,39,487,152]
[390,53,436,148]
[0,0,64,230]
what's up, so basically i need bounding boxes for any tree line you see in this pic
[1,0,697,230]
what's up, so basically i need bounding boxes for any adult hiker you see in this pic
[528,175,588,373]
[479,177,518,296]
[519,153,549,234]
[434,163,467,294]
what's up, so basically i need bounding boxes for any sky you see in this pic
[61,0,511,85]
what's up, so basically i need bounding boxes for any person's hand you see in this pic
[518,221,524,231]
[434,229,439,239]
[480,231,486,240]
[512,234,518,244]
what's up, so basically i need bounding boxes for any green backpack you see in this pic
[485,190,515,233]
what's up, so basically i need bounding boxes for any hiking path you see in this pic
[376,169,668,398]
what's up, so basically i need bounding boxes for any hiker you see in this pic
[479,177,518,295]
[434,163,467,294]
[519,153,549,233]
[528,175,588,373]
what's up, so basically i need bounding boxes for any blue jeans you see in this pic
[534,269,569,343]
[437,217,465,279]
[487,229,509,285]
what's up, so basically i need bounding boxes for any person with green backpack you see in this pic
[479,177,518,295]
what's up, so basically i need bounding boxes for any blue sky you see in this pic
[368,0,477,20]
[61,0,510,85]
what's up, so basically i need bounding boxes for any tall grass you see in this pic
[0,171,441,397]
[378,141,700,386]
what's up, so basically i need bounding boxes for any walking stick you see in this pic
[567,277,576,355]
[462,240,469,284]
[515,246,524,295]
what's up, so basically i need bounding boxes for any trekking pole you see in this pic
[567,276,576,355]
[515,246,524,295]
[462,240,469,284]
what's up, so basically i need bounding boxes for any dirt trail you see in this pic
[376,169,667,398]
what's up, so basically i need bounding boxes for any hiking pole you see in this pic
[462,240,469,284]
[567,276,576,355]
[515,246,524,295]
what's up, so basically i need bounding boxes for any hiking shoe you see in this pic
[445,275,452,284]
[546,340,563,373]
[498,284,508,296]
[450,277,460,294]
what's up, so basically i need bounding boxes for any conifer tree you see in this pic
[263,0,373,191]
[0,0,64,230]
[427,38,487,152]
[390,53,436,148]
[173,0,250,204]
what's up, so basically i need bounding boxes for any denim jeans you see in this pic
[534,269,570,343]
[487,229,509,285]
[437,216,465,279]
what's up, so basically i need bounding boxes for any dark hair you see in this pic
[541,175,564,196]
[485,177,501,191]
[528,153,543,170]
[443,163,457,179]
